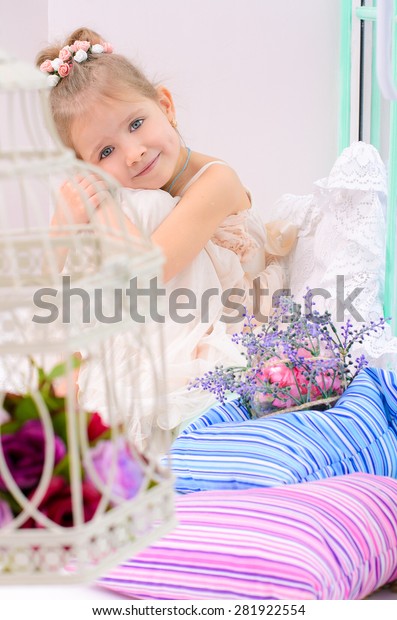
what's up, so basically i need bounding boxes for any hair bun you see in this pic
[65,27,104,48]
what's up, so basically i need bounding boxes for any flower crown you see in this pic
[39,40,113,87]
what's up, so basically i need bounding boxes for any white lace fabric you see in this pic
[276,141,397,368]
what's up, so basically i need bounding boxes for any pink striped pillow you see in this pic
[97,473,397,600]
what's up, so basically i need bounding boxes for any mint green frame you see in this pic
[339,0,353,152]
[340,0,397,333]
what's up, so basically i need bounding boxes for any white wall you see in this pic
[2,0,340,218]
[0,0,48,64]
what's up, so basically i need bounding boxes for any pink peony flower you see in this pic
[58,47,72,62]
[272,395,295,409]
[293,368,308,395]
[58,63,71,78]
[23,476,101,528]
[311,370,342,399]
[257,358,295,387]
[39,59,53,73]
[271,376,304,408]
[256,359,302,410]
[295,347,314,359]
[73,40,90,52]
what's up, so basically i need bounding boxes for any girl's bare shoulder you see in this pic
[189,151,227,174]
[186,151,250,214]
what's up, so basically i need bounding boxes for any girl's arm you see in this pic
[54,164,249,280]
[152,163,250,281]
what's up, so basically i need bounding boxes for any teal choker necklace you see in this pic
[166,148,191,194]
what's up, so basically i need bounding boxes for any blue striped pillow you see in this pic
[171,368,397,493]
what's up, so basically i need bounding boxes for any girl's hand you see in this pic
[50,173,117,272]
[52,174,112,228]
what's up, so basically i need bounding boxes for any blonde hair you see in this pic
[36,27,158,150]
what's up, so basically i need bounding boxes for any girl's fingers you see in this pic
[71,176,111,203]
[74,172,102,184]
[55,173,114,228]
[62,179,109,201]
[74,173,110,191]
[85,190,111,209]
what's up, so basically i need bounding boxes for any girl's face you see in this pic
[71,87,182,191]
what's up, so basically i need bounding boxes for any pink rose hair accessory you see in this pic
[39,40,113,87]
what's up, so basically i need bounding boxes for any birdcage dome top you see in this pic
[0,50,49,91]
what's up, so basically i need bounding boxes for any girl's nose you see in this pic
[125,144,147,167]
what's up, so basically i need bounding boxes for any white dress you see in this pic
[78,162,294,444]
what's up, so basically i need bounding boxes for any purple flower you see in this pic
[0,499,13,527]
[0,419,66,492]
[85,437,143,500]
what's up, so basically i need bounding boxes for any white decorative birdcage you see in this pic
[0,50,176,584]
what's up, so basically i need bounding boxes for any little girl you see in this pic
[36,27,297,439]
[37,27,296,296]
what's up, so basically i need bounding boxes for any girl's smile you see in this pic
[133,153,161,178]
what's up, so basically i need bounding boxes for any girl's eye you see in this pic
[100,146,114,159]
[130,119,143,131]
